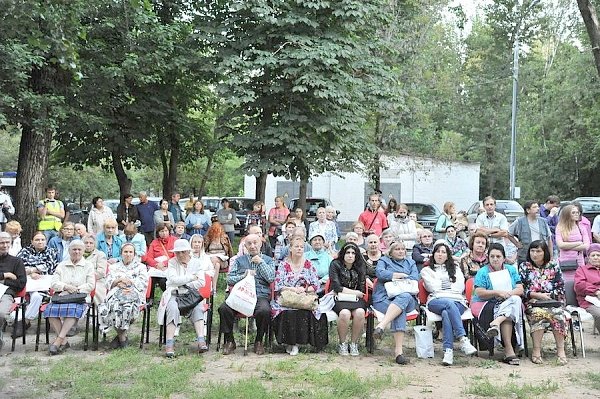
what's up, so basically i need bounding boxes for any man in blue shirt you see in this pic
[136,191,159,246]
[168,192,184,224]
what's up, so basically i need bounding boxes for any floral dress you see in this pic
[518,260,566,336]
[460,253,487,280]
[98,259,149,332]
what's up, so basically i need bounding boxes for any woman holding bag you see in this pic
[556,204,590,278]
[272,236,328,355]
[157,239,206,357]
[328,242,367,356]
[421,242,478,366]
[372,241,419,365]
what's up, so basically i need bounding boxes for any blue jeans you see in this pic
[427,298,467,350]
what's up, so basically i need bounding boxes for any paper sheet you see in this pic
[148,268,167,278]
[488,269,513,292]
[585,295,600,307]
[26,275,53,292]
[0,283,8,297]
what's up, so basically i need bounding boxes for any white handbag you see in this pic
[335,292,359,302]
[384,279,419,299]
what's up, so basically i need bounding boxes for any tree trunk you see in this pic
[111,148,132,198]
[577,0,600,78]
[162,134,179,199]
[255,171,267,203]
[198,154,213,198]
[372,114,382,192]
[298,177,308,215]
[15,124,51,246]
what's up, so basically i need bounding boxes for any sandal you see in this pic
[395,354,410,365]
[502,356,520,366]
[373,327,384,340]
[530,355,543,364]
[557,356,568,366]
[486,324,500,338]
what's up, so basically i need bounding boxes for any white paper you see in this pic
[148,268,167,278]
[0,283,8,297]
[26,275,53,292]
[154,256,168,263]
[585,295,600,307]
[488,269,513,292]
[209,254,229,261]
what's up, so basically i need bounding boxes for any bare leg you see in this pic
[500,320,515,357]
[531,329,544,358]
[375,303,403,330]
[393,331,405,356]
[552,330,566,358]
[350,309,365,343]
[48,318,63,336]
[337,310,351,342]
[193,319,205,338]
[166,322,177,341]
[490,315,508,327]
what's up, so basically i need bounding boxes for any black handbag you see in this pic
[51,292,87,304]
[175,289,202,315]
[560,259,579,271]
[1,207,12,222]
[530,300,562,308]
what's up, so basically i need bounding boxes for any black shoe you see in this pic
[59,342,71,352]
[66,325,79,337]
[119,337,129,349]
[110,336,121,349]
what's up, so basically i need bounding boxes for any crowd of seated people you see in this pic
[1,188,599,369]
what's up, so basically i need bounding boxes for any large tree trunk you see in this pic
[298,177,308,215]
[16,124,51,246]
[255,171,267,203]
[111,148,132,198]
[198,154,213,199]
[577,0,600,78]
[162,134,179,199]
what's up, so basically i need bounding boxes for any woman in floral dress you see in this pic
[98,243,148,349]
[518,240,567,365]
[271,236,328,355]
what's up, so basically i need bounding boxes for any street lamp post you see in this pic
[509,0,540,200]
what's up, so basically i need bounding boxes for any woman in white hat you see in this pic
[157,239,207,357]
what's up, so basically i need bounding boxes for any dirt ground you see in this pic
[1,316,598,398]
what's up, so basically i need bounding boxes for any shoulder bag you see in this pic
[384,279,419,299]
[278,289,318,310]
[51,292,87,304]
[175,288,203,315]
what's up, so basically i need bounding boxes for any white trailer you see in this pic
[244,155,480,223]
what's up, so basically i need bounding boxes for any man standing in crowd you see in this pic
[136,191,159,246]
[217,198,237,244]
[358,193,388,237]
[539,195,560,236]
[475,196,509,246]
[508,200,552,264]
[168,192,184,224]
[37,186,65,241]
[0,184,15,231]
[0,232,26,349]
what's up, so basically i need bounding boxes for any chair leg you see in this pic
[216,321,222,352]
[366,311,374,354]
[145,303,151,344]
[35,311,42,352]
[45,317,50,344]
[11,305,18,352]
[243,318,248,356]
[84,306,90,351]
[21,304,27,345]
[139,308,146,349]
[569,319,577,357]
[93,305,99,350]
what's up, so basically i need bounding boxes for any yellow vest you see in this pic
[38,200,63,231]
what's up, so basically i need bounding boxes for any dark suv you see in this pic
[404,203,442,231]
[288,198,337,223]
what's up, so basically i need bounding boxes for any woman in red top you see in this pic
[268,196,289,248]
[142,223,176,292]
[574,243,600,335]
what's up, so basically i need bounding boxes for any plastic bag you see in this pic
[413,325,434,358]
[225,274,257,317]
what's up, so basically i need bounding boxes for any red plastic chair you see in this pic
[9,287,27,351]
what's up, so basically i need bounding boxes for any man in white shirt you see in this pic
[0,185,15,231]
[476,196,509,247]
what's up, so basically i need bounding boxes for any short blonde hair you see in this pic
[5,221,22,235]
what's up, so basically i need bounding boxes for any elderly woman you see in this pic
[143,223,176,292]
[372,241,419,365]
[48,222,78,262]
[173,221,191,241]
[421,242,477,366]
[87,196,115,235]
[189,234,216,291]
[308,207,338,253]
[363,234,382,289]
[305,233,333,292]
[412,229,434,271]
[272,236,328,355]
[5,220,22,256]
[99,243,148,349]
[154,199,175,232]
[460,232,488,280]
[81,234,108,307]
[157,239,207,357]
[15,231,58,337]
[574,243,600,336]
[329,242,367,356]
[470,243,524,365]
[350,221,367,249]
[44,240,94,355]
[518,240,567,365]
[96,219,123,265]
[120,222,147,258]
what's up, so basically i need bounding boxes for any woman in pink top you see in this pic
[556,205,590,275]
[268,196,290,248]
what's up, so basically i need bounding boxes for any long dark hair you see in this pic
[430,242,457,282]
[526,240,551,265]
[338,242,367,272]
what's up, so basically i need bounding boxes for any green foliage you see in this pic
[463,375,559,398]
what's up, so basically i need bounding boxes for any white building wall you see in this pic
[244,156,480,223]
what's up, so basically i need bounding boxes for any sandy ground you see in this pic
[0,316,598,398]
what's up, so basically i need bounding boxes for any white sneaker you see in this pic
[338,342,349,356]
[285,345,293,354]
[442,348,454,366]
[349,342,359,356]
[289,345,299,356]
[460,336,477,356]
[174,326,180,337]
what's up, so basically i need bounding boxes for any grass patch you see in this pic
[579,372,600,390]
[34,348,205,398]
[463,376,559,398]
[476,359,500,369]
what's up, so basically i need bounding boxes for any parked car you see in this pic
[404,203,442,231]
[568,197,600,222]
[228,197,256,235]
[65,202,87,225]
[466,199,524,224]
[288,198,338,223]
